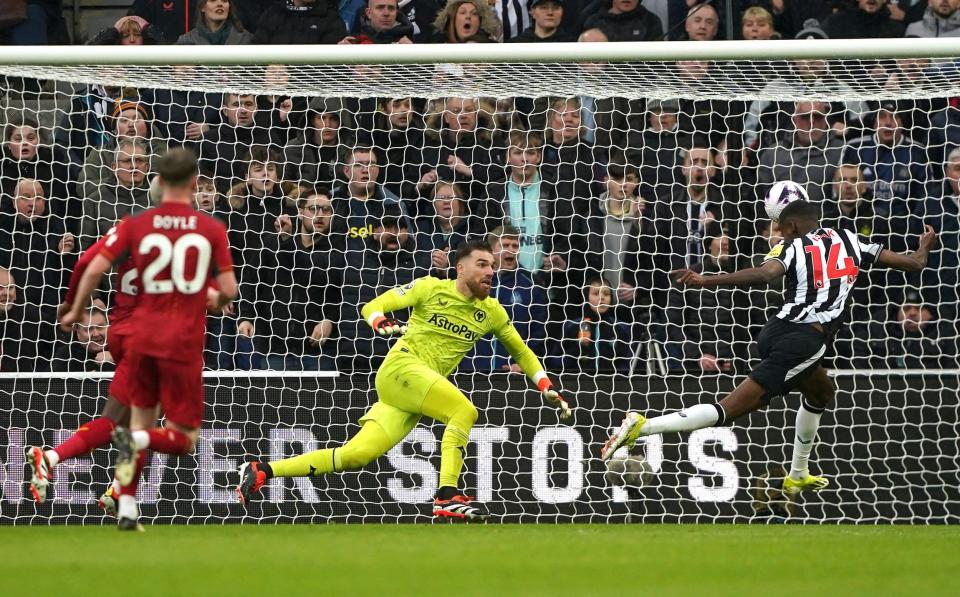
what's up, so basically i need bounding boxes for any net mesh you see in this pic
[0,54,958,523]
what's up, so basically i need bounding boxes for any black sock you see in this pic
[259,462,274,479]
[713,403,727,426]
[436,485,458,500]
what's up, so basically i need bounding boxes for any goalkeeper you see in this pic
[236,239,572,521]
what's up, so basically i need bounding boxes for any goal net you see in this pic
[0,42,957,524]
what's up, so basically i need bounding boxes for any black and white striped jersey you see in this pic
[763,227,883,325]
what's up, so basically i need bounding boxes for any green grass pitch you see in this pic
[4,525,957,596]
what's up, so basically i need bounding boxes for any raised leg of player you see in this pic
[269,419,397,477]
[784,366,833,495]
[25,396,129,504]
[602,378,767,460]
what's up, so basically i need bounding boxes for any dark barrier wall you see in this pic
[1,374,958,524]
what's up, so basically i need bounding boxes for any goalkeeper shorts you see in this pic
[361,348,445,441]
[748,318,826,401]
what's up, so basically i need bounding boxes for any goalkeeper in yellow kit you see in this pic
[236,240,572,520]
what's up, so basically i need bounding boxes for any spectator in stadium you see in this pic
[88,15,166,45]
[629,98,686,200]
[741,5,779,39]
[540,97,601,210]
[0,115,75,223]
[414,180,481,278]
[150,71,222,147]
[835,290,959,369]
[335,202,426,370]
[674,60,743,151]
[189,92,273,187]
[821,0,906,38]
[50,306,113,372]
[582,159,644,292]
[0,266,54,372]
[177,0,254,44]
[371,97,427,204]
[843,100,929,248]
[330,144,407,252]
[582,0,664,41]
[192,171,230,220]
[55,84,129,180]
[253,0,348,44]
[744,51,869,150]
[466,225,548,371]
[551,275,639,373]
[80,138,152,241]
[509,0,574,42]
[269,187,340,370]
[253,64,310,148]
[0,178,75,311]
[417,0,503,42]
[904,0,960,37]
[919,146,960,316]
[822,162,878,238]
[341,0,415,43]
[675,2,719,41]
[128,0,198,42]
[420,96,497,211]
[757,100,844,203]
[680,221,755,374]
[225,145,291,368]
[0,0,70,45]
[285,97,355,189]
[80,99,167,197]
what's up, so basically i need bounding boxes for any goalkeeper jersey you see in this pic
[361,276,545,378]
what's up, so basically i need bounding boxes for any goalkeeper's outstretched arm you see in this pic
[494,319,572,420]
[360,283,420,335]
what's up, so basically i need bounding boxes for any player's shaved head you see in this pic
[778,201,820,240]
[156,148,199,189]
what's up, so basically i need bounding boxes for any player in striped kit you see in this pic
[601,201,937,497]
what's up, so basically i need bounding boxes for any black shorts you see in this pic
[748,318,826,399]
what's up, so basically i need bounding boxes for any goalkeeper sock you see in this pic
[50,417,116,464]
[269,421,395,477]
[269,449,338,478]
[641,404,724,436]
[789,401,824,481]
[439,425,471,489]
[131,428,191,454]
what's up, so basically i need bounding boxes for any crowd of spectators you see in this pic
[1,0,960,374]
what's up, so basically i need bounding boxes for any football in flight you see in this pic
[764,180,810,220]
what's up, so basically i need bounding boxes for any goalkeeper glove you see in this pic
[368,313,407,336]
[538,377,572,421]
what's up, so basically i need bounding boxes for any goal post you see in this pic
[0,40,958,524]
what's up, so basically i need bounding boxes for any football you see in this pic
[763,180,809,220]
[604,454,653,488]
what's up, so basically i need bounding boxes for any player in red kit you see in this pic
[26,220,138,512]
[62,148,236,531]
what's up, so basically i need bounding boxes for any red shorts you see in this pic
[107,331,131,406]
[111,350,205,429]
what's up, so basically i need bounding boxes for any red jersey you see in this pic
[101,202,233,362]
[65,222,138,334]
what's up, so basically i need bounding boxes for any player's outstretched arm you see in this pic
[494,319,572,420]
[360,279,426,336]
[876,225,937,272]
[60,254,113,330]
[672,259,786,289]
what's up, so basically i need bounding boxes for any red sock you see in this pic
[52,417,116,463]
[147,428,191,454]
[119,450,150,497]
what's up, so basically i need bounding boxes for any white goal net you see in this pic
[0,42,957,524]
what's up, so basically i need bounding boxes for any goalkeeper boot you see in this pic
[111,426,139,487]
[98,484,119,518]
[25,446,52,504]
[433,494,489,522]
[236,461,268,505]
[601,412,647,461]
[782,472,829,497]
